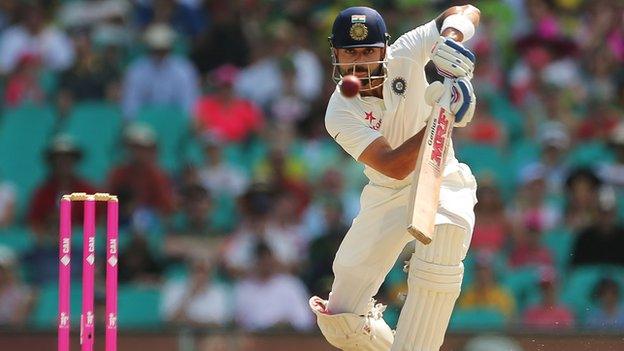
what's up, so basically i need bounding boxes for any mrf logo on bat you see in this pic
[426,107,450,172]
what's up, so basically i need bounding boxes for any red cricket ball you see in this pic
[339,75,361,98]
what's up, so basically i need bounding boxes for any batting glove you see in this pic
[424,77,476,128]
[430,36,475,79]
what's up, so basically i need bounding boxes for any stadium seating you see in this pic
[136,106,192,172]
[541,226,575,272]
[31,282,163,329]
[456,143,515,199]
[561,265,624,322]
[0,105,56,217]
[117,284,162,328]
[0,226,34,254]
[62,102,123,183]
[30,282,82,329]
[449,308,506,331]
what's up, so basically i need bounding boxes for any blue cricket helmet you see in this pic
[330,7,390,49]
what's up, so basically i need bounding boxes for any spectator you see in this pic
[223,187,306,275]
[0,1,74,74]
[134,0,206,38]
[0,246,33,327]
[508,223,553,269]
[471,180,511,253]
[235,22,322,108]
[511,164,561,239]
[169,183,218,236]
[586,278,624,329]
[108,123,175,223]
[197,134,249,198]
[161,256,232,327]
[297,113,345,182]
[255,149,311,216]
[533,123,570,196]
[268,58,311,124]
[302,168,359,242]
[0,173,16,229]
[577,102,621,141]
[190,4,250,75]
[3,53,45,107]
[0,1,18,32]
[121,23,199,118]
[598,122,624,190]
[458,253,515,318]
[233,242,313,331]
[222,184,272,276]
[22,225,58,287]
[57,0,130,30]
[58,30,121,103]
[165,183,225,260]
[305,199,349,297]
[266,191,307,270]
[564,168,602,231]
[510,32,579,108]
[459,99,505,146]
[523,268,574,329]
[570,187,624,267]
[118,234,163,284]
[27,134,97,234]
[193,64,264,143]
[470,35,505,97]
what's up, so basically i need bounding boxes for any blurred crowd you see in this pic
[0,0,623,335]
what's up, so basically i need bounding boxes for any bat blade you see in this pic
[407,78,455,244]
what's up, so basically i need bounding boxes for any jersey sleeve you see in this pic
[325,103,382,161]
[391,19,440,64]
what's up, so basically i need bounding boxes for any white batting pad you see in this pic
[391,224,467,351]
[310,296,394,351]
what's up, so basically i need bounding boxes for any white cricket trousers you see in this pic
[327,166,477,315]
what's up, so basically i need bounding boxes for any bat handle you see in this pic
[440,78,454,109]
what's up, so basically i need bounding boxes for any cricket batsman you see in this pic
[309,5,480,351]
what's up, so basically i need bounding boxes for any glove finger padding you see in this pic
[430,37,475,79]
[424,81,445,106]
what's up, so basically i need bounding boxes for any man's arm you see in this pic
[358,130,425,180]
[358,5,480,180]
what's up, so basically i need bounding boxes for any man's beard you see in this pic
[339,64,383,87]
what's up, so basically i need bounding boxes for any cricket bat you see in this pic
[407,78,455,245]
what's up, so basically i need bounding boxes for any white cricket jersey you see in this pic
[326,20,469,189]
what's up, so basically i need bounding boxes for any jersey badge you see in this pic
[391,77,407,96]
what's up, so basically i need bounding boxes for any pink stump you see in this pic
[58,197,72,351]
[105,198,118,351]
[81,197,96,351]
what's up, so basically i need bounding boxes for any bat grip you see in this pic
[440,78,454,110]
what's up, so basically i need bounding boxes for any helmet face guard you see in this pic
[329,43,388,92]
[329,6,391,92]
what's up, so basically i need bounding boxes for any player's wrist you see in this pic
[441,28,463,43]
[441,14,475,43]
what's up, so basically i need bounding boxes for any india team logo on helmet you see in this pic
[349,23,368,41]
